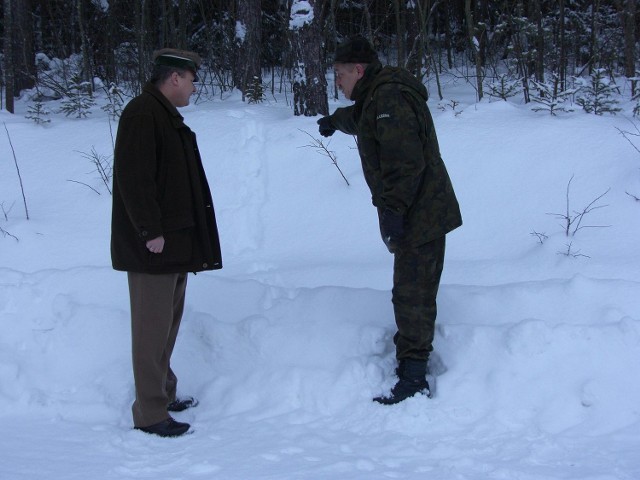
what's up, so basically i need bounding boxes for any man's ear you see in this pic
[355,63,366,79]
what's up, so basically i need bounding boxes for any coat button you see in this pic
[202,263,208,268]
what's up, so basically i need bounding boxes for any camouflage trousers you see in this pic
[392,235,446,362]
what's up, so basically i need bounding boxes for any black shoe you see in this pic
[167,396,199,412]
[373,358,431,405]
[135,417,190,437]
[373,377,430,405]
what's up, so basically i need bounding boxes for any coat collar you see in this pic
[142,82,186,128]
[350,59,383,103]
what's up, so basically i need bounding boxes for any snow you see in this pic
[235,21,246,42]
[1,73,640,479]
[289,1,314,30]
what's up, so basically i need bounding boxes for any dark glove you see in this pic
[317,116,336,137]
[380,209,405,253]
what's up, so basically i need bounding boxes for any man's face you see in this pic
[335,63,365,100]
[174,71,197,107]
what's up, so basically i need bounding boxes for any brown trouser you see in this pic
[127,271,187,427]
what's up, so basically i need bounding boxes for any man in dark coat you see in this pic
[317,36,462,405]
[111,48,222,436]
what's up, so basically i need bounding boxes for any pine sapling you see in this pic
[246,76,265,104]
[101,83,125,120]
[485,74,522,101]
[26,100,52,125]
[576,68,621,115]
[530,76,576,115]
[59,75,96,118]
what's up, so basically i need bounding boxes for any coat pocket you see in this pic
[148,227,194,267]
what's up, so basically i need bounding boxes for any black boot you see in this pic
[373,358,431,405]
[135,417,190,437]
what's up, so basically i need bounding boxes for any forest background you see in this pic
[1,0,639,119]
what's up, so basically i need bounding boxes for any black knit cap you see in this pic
[334,35,378,64]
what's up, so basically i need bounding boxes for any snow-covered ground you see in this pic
[1,75,639,479]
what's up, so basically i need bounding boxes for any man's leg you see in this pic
[374,236,446,404]
[128,272,186,427]
[164,273,187,403]
[392,236,446,362]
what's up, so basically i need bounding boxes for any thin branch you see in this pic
[74,147,112,195]
[298,129,350,186]
[546,175,610,236]
[615,125,640,155]
[626,191,640,201]
[1,201,15,221]
[571,187,611,235]
[529,230,548,244]
[557,242,590,258]
[67,179,101,195]
[3,123,29,220]
[0,225,19,242]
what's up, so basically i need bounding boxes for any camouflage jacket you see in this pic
[329,60,462,247]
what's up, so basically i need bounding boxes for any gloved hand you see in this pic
[317,116,336,137]
[380,209,405,253]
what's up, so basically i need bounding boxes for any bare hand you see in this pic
[146,236,165,254]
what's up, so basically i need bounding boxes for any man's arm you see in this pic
[374,86,426,215]
[327,105,359,135]
[114,112,164,241]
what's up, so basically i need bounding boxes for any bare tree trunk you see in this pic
[464,0,483,100]
[533,0,545,83]
[406,1,421,76]
[161,0,172,47]
[588,0,601,73]
[559,0,566,92]
[178,0,187,49]
[3,0,34,111]
[443,3,454,70]
[14,0,34,93]
[290,0,328,116]
[326,0,339,100]
[615,0,636,97]
[137,0,148,93]
[393,0,406,67]
[77,0,94,95]
[3,0,14,113]
[234,0,262,99]
[362,0,373,41]
[422,0,444,100]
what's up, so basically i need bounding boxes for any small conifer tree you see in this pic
[101,83,125,120]
[485,74,522,101]
[245,76,265,104]
[59,75,96,118]
[530,75,576,115]
[576,68,621,115]
[26,100,52,124]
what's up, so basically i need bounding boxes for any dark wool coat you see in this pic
[329,60,462,247]
[111,83,222,274]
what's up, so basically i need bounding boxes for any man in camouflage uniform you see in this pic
[317,36,462,404]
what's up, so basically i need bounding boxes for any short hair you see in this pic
[149,64,190,86]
